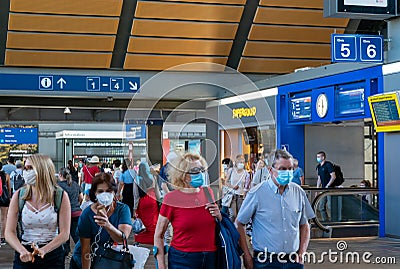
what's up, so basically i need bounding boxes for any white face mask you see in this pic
[237,163,245,170]
[23,170,37,186]
[96,192,114,207]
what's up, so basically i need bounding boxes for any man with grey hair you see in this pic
[236,149,315,269]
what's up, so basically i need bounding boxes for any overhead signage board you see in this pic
[368,92,400,132]
[0,126,38,144]
[331,34,383,63]
[324,0,396,19]
[0,73,140,94]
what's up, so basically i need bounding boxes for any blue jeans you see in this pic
[254,256,303,269]
[168,246,216,269]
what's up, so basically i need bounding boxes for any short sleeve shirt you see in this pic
[237,180,315,253]
[292,167,304,185]
[160,187,216,252]
[317,161,334,188]
[72,202,132,266]
[120,169,136,184]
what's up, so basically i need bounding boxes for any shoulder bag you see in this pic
[91,230,134,269]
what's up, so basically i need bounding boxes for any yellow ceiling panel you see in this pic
[128,37,232,56]
[132,20,238,39]
[8,13,119,34]
[239,58,330,73]
[7,32,115,52]
[10,0,123,16]
[162,0,246,4]
[249,25,345,43]
[243,41,330,59]
[5,50,112,68]
[136,1,243,22]
[255,7,349,27]
[124,54,226,71]
[259,0,323,9]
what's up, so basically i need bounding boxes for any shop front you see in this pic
[217,96,276,176]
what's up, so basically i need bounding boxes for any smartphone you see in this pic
[97,204,106,216]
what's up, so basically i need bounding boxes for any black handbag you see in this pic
[0,173,10,207]
[92,231,134,269]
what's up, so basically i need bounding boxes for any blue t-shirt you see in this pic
[120,169,136,184]
[292,167,304,185]
[72,202,132,266]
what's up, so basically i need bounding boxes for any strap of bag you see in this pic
[203,187,214,204]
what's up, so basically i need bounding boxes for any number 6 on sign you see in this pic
[360,36,383,62]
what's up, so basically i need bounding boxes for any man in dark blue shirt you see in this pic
[316,151,336,221]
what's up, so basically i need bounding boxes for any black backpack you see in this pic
[332,163,344,187]
[12,172,25,191]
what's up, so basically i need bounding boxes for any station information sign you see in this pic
[368,92,400,132]
[289,95,312,122]
[0,126,38,144]
[331,34,383,63]
[0,73,140,93]
[335,83,365,117]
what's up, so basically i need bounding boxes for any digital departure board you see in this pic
[289,94,312,122]
[368,92,400,132]
[335,84,365,117]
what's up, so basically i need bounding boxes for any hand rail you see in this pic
[305,187,379,233]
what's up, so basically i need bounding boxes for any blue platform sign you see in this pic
[332,35,357,62]
[0,73,140,93]
[331,34,383,63]
[359,36,383,62]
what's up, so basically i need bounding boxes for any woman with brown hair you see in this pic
[70,172,132,269]
[154,152,221,269]
[5,154,71,268]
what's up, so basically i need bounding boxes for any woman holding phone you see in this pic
[70,172,132,269]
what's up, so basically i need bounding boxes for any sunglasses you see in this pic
[187,167,205,175]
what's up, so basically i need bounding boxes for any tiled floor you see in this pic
[0,237,398,268]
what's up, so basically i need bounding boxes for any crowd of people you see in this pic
[0,151,375,269]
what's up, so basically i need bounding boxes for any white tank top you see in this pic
[230,169,246,195]
[21,202,58,244]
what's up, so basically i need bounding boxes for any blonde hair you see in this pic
[22,154,57,205]
[168,152,208,189]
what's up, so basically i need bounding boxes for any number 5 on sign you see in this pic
[332,35,357,62]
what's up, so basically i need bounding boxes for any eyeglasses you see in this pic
[187,167,205,175]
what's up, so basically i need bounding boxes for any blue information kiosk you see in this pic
[276,65,385,236]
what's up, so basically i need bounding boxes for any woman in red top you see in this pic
[154,153,221,269]
[81,156,100,192]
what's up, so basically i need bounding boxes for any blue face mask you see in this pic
[317,157,322,163]
[189,173,205,188]
[275,170,294,186]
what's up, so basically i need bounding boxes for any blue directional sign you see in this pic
[0,74,140,93]
[332,34,383,63]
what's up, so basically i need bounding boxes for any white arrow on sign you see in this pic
[57,77,67,89]
[129,81,138,91]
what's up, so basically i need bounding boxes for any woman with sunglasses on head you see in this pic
[70,172,132,269]
[154,152,221,269]
[5,154,71,269]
